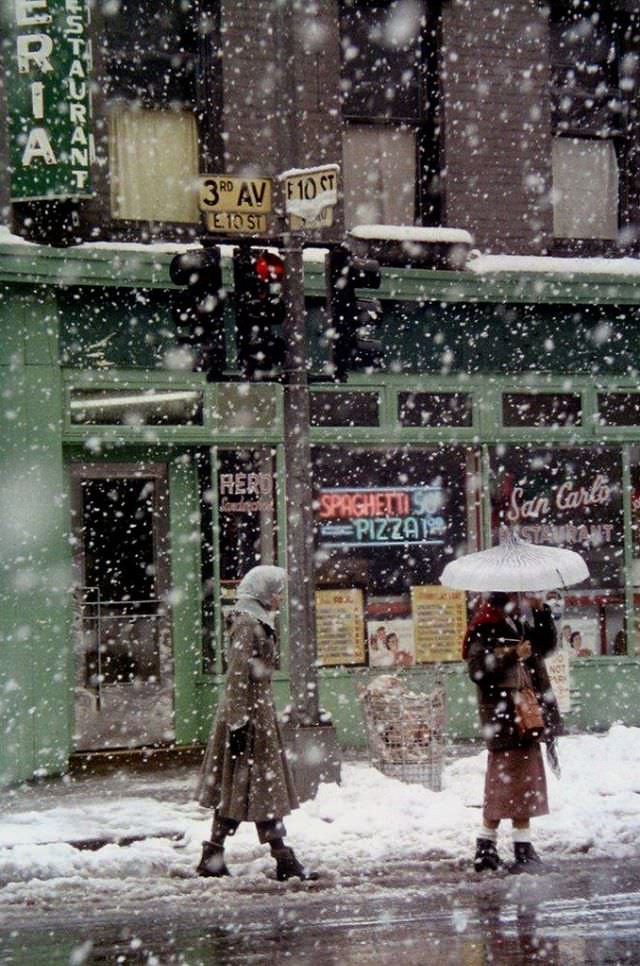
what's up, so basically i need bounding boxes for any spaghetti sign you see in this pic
[5,0,94,200]
[318,486,447,547]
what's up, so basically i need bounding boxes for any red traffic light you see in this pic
[255,251,285,284]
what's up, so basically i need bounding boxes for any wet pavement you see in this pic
[3,856,640,964]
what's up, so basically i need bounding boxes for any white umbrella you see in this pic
[440,532,589,592]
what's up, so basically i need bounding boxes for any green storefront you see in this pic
[2,234,640,787]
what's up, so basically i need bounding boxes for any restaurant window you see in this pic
[339,0,441,228]
[199,447,278,672]
[398,392,472,428]
[502,392,582,428]
[101,0,202,223]
[69,388,203,426]
[490,445,625,658]
[629,445,640,656]
[312,446,473,667]
[598,392,640,427]
[310,391,380,427]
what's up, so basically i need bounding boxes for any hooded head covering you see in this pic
[461,592,512,659]
[234,565,287,628]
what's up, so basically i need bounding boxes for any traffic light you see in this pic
[169,246,226,381]
[326,246,383,382]
[233,246,286,381]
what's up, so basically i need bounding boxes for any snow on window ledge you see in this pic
[467,251,640,277]
[349,224,474,245]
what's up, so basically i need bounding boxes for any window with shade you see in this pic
[100,0,205,224]
[339,0,441,229]
[549,1,640,245]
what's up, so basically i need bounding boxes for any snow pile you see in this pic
[0,727,639,903]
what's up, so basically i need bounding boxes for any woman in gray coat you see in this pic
[195,565,316,880]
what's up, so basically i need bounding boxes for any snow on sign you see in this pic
[198,174,272,234]
[280,164,339,229]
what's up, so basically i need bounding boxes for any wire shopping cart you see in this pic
[358,674,446,791]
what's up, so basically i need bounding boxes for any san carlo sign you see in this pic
[5,0,94,200]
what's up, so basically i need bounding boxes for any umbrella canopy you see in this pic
[440,532,589,592]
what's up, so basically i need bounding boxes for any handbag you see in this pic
[514,662,545,738]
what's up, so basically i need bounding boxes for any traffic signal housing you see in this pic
[169,246,226,381]
[233,246,286,381]
[326,246,383,382]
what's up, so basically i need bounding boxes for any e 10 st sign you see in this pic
[5,0,94,200]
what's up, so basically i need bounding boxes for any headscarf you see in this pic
[234,565,287,629]
[461,594,509,660]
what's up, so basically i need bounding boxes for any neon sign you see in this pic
[318,485,447,547]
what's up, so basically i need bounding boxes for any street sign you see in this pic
[281,165,338,230]
[199,176,272,214]
[204,211,268,234]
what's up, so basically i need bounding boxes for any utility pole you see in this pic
[278,220,341,800]
[280,229,319,726]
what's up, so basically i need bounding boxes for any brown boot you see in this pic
[272,846,318,881]
[196,841,230,878]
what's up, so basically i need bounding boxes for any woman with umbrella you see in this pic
[441,533,588,873]
[463,591,561,872]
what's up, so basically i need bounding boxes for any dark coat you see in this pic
[466,604,563,752]
[196,611,299,821]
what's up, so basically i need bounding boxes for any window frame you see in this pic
[548,1,640,254]
[93,0,225,239]
[339,0,443,227]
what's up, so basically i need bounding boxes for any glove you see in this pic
[228,722,250,759]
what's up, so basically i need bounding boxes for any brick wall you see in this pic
[221,1,342,173]
[441,0,553,254]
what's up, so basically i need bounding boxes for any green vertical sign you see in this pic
[5,0,94,200]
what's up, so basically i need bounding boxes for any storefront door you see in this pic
[70,463,174,750]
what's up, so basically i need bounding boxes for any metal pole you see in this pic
[280,230,320,726]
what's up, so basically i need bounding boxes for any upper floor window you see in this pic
[339,1,440,229]
[549,1,640,245]
[99,0,209,225]
[552,136,619,240]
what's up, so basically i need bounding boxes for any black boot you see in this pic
[511,841,544,873]
[272,846,319,882]
[196,840,230,878]
[473,837,503,873]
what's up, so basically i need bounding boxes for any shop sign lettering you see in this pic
[5,0,94,200]
[495,447,623,590]
[318,485,447,547]
[507,474,612,524]
[219,471,273,514]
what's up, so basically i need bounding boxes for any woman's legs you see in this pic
[474,816,502,872]
[196,811,236,877]
[255,819,318,881]
[511,817,543,869]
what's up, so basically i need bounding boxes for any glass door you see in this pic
[71,463,174,749]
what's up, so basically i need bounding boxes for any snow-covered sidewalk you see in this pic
[1,727,639,907]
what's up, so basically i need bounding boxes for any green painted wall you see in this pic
[0,286,72,786]
[3,244,640,783]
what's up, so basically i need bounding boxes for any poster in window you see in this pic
[411,586,467,663]
[545,650,571,713]
[367,618,415,668]
[315,588,366,666]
